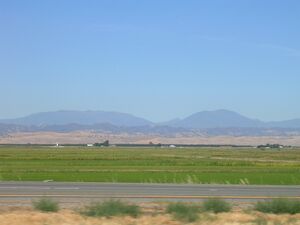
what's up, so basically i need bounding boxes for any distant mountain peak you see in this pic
[165,109,263,128]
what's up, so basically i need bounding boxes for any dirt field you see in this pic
[0,207,299,225]
[1,131,300,146]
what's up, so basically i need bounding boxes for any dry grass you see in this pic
[1,131,300,146]
[0,208,299,225]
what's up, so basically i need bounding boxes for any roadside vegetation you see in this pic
[25,199,300,224]
[32,198,59,212]
[165,199,232,222]
[82,200,140,218]
[166,202,200,222]
[255,199,300,215]
[202,198,232,213]
[0,146,299,185]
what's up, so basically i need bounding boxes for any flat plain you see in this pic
[2,131,300,146]
[0,146,299,185]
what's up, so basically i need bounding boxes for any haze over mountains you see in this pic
[0,110,300,137]
[1,109,300,128]
[0,110,153,127]
[168,110,300,129]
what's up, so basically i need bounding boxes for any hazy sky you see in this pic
[1,0,300,122]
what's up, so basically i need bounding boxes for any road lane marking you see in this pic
[0,194,299,199]
[54,187,80,190]
[0,187,51,190]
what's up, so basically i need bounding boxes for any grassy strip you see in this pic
[2,171,299,185]
[0,147,300,184]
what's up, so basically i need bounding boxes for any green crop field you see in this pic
[0,146,299,185]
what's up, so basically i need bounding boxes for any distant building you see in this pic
[257,144,284,149]
[169,144,176,148]
[87,144,94,147]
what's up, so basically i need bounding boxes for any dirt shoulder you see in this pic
[0,206,299,225]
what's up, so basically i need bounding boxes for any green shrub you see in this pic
[254,199,300,214]
[82,200,140,218]
[166,202,199,222]
[33,198,59,212]
[202,198,231,213]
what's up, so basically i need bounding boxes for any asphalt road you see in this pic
[0,182,299,205]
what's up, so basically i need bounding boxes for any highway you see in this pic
[0,182,299,205]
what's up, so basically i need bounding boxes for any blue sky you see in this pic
[0,0,299,122]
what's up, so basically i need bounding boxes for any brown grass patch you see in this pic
[0,208,299,225]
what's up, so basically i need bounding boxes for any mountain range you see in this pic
[1,109,300,128]
[1,110,300,136]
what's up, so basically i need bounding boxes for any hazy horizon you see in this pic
[1,1,299,122]
[1,108,299,124]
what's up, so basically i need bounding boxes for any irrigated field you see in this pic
[0,146,299,185]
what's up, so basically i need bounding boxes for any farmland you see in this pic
[0,146,299,185]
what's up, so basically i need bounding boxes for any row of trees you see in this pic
[94,140,109,147]
[257,143,283,149]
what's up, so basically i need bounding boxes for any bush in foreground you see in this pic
[33,198,59,212]
[255,198,300,215]
[202,198,232,213]
[82,200,140,218]
[166,202,199,222]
